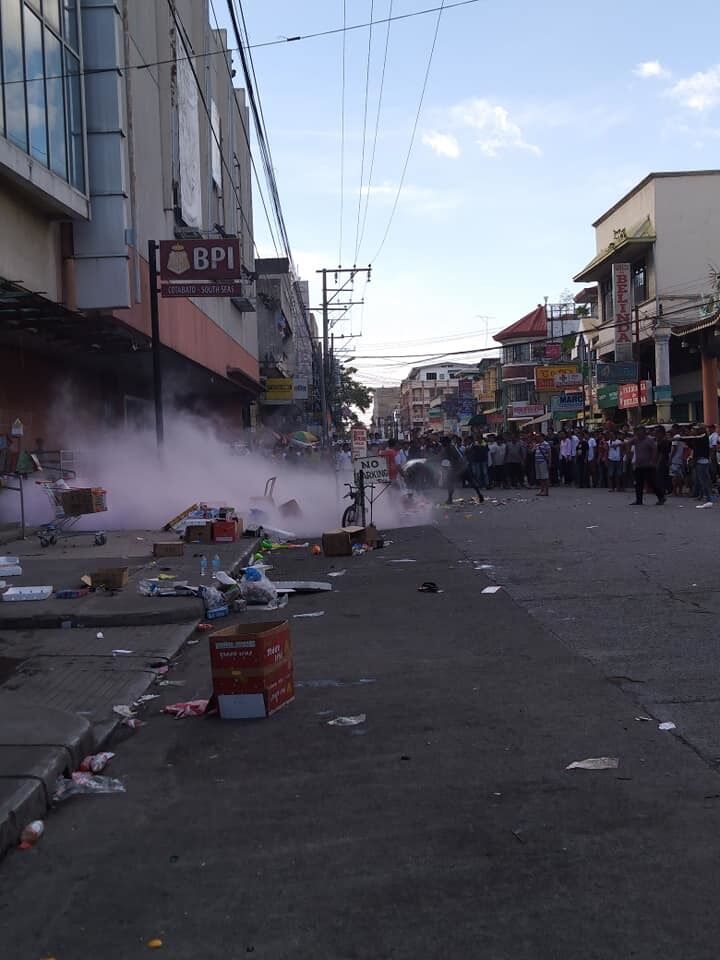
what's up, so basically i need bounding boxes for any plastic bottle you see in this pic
[19,820,44,849]
[199,555,208,578]
[211,554,221,578]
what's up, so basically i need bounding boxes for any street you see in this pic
[3,494,720,958]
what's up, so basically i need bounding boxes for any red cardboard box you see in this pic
[209,621,290,671]
[214,660,294,719]
[212,519,238,543]
[209,621,294,719]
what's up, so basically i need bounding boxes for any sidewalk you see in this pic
[3,524,720,957]
[0,528,256,854]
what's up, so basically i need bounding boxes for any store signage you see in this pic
[351,427,368,459]
[597,385,619,409]
[618,380,652,410]
[487,413,505,425]
[159,239,241,282]
[596,361,638,384]
[293,378,309,401]
[161,282,238,298]
[612,263,633,362]
[510,403,544,418]
[544,343,562,360]
[534,364,580,393]
[554,372,583,388]
[551,392,584,413]
[264,378,293,404]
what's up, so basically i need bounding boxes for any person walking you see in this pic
[693,425,713,503]
[467,437,489,491]
[534,434,551,497]
[630,426,665,505]
[670,432,687,497]
[505,435,524,488]
[559,431,573,485]
[491,435,508,489]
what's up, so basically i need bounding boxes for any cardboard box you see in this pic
[153,541,185,558]
[212,519,238,544]
[88,567,129,590]
[216,663,295,719]
[61,487,106,516]
[209,621,294,719]
[209,620,291,672]
[185,521,213,544]
[279,499,302,519]
[321,526,366,557]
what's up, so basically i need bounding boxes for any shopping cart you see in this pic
[36,481,108,548]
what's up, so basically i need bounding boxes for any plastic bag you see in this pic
[240,567,278,605]
[163,699,209,718]
[199,585,225,612]
[79,752,115,773]
[54,772,126,801]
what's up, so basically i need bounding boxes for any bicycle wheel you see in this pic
[342,503,358,527]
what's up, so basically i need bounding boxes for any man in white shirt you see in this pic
[607,433,624,492]
[559,431,573,485]
[587,433,597,487]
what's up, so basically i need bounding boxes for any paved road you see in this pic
[442,485,720,763]
[4,521,720,958]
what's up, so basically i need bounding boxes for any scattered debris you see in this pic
[54,772,126,800]
[586,525,599,530]
[158,679,186,687]
[96,632,104,640]
[134,694,159,706]
[634,716,652,722]
[387,559,417,563]
[163,699,209,718]
[123,718,145,730]
[112,649,134,656]
[273,580,332,593]
[146,938,164,950]
[327,714,367,727]
[112,704,136,719]
[18,820,44,850]
[418,582,440,593]
[697,502,713,509]
[566,757,619,771]
[328,570,346,578]
[2,586,53,602]
[79,752,115,773]
[482,586,502,594]
[293,611,325,619]
[659,721,677,731]
[475,564,495,571]
[297,679,376,688]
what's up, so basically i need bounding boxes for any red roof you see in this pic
[494,305,547,343]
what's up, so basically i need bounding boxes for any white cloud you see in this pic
[669,64,720,111]
[421,130,460,158]
[450,99,541,157]
[634,60,670,79]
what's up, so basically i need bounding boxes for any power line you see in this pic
[357,0,394,258]
[353,0,375,263]
[339,0,348,264]
[0,1,481,88]
[369,0,447,264]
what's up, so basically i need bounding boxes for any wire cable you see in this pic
[356,0,393,258]
[369,0,446,264]
[353,0,375,263]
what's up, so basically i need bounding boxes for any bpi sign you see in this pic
[159,239,240,282]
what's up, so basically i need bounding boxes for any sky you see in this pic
[214,0,720,388]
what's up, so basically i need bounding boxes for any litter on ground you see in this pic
[566,757,619,771]
[327,714,367,727]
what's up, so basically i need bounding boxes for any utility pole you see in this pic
[634,304,642,425]
[316,265,371,444]
[148,240,164,446]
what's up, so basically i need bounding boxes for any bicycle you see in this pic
[342,481,363,527]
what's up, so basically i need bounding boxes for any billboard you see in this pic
[509,403,544,418]
[535,364,580,394]
[618,381,652,410]
[596,361,638,384]
[612,263,633,361]
[551,392,584,413]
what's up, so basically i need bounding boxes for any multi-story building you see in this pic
[0,0,259,449]
[494,305,548,424]
[472,358,502,421]
[573,170,720,423]
[400,363,465,434]
[371,387,401,439]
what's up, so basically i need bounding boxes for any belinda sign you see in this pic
[612,263,633,362]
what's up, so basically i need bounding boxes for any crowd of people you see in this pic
[365,423,720,506]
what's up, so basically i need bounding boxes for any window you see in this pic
[438,373,446,380]
[632,260,647,305]
[601,277,614,323]
[505,382,532,403]
[502,342,532,363]
[0,0,85,190]
[425,372,437,381]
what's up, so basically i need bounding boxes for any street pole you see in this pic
[148,240,164,446]
[320,268,329,446]
[634,304,642,426]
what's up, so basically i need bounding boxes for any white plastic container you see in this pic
[2,586,53,602]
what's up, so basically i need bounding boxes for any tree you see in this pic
[335,365,373,421]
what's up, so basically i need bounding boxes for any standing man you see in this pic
[505,434,525,488]
[587,431,598,488]
[630,426,665,506]
[559,431,573,485]
[693,425,713,503]
[575,431,589,488]
[534,434,551,497]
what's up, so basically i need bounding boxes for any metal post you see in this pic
[320,269,329,446]
[148,240,164,446]
[18,473,25,540]
[634,305,642,424]
[358,468,367,527]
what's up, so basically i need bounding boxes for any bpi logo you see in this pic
[159,239,240,282]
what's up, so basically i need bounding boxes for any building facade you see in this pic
[399,363,465,434]
[574,170,720,424]
[0,0,259,449]
[371,386,401,438]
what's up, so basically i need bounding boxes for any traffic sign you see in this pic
[353,456,390,484]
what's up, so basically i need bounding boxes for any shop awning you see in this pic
[573,218,656,284]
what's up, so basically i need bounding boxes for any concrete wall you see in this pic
[654,174,720,297]
[594,180,656,251]
[0,187,62,301]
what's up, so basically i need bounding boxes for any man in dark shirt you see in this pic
[631,426,665,505]
[693,425,712,502]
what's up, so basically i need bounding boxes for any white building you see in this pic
[574,170,720,423]
[400,363,466,433]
